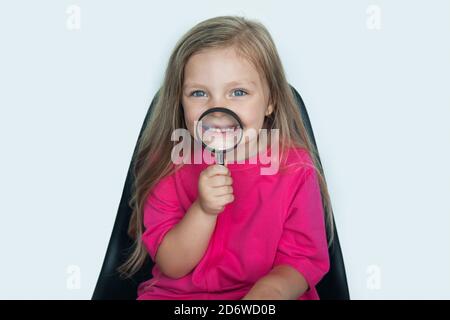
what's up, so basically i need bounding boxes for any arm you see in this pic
[242,265,309,300]
[243,167,330,300]
[156,198,218,279]
[144,164,232,280]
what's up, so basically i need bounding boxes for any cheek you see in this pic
[239,110,265,131]
[235,98,266,129]
[183,109,201,134]
[238,117,265,144]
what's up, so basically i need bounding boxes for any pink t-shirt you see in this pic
[137,145,330,300]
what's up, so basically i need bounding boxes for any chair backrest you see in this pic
[290,87,350,300]
[92,85,350,300]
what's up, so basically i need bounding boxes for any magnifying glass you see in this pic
[195,107,244,166]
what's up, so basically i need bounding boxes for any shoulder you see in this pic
[281,148,323,212]
[279,146,316,177]
[147,165,179,201]
[150,162,203,200]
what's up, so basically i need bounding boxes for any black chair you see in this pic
[92,85,350,300]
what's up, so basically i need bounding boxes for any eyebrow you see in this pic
[183,80,256,90]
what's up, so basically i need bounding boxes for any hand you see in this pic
[197,164,234,216]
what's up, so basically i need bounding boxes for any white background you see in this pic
[0,0,449,299]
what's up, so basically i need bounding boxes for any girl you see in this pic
[118,15,334,300]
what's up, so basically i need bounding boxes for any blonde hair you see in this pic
[117,15,335,280]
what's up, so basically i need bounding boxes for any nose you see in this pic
[207,92,232,110]
[210,111,226,119]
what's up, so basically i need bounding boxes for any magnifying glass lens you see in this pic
[195,108,244,164]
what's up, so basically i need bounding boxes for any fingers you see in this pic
[204,164,230,178]
[216,193,234,205]
[197,164,235,215]
[209,175,233,188]
[211,185,233,196]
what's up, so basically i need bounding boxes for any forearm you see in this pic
[242,279,283,300]
[155,199,218,278]
[242,265,309,300]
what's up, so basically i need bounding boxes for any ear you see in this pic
[265,103,274,117]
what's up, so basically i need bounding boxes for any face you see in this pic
[181,47,273,161]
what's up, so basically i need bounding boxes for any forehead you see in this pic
[183,47,261,88]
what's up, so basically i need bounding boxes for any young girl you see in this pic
[118,15,334,300]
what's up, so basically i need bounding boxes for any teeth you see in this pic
[206,127,236,133]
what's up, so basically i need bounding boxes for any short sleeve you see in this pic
[141,173,185,262]
[273,168,330,291]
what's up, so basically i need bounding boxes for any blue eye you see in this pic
[190,89,248,97]
[232,89,247,97]
[191,90,206,97]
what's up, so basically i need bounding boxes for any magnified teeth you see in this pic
[205,126,236,133]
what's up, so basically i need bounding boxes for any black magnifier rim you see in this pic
[195,107,244,153]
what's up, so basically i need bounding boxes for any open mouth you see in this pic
[202,125,239,133]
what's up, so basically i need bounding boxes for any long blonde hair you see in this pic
[117,15,335,279]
